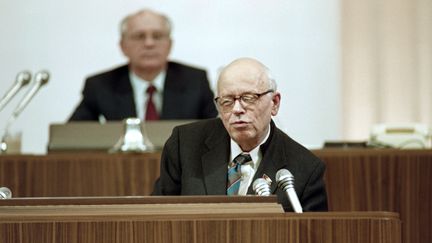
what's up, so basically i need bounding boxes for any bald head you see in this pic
[120,9,172,38]
[217,58,276,96]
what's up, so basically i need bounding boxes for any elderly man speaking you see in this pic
[152,57,328,212]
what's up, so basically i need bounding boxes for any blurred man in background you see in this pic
[69,9,217,122]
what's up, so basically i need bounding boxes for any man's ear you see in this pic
[271,92,281,116]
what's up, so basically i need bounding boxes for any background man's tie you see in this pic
[145,85,159,120]
[227,153,252,195]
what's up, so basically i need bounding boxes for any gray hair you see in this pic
[119,9,172,38]
[262,66,277,91]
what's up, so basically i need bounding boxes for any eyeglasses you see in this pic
[214,90,274,111]
[126,31,169,42]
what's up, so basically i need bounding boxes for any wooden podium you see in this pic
[0,150,430,243]
[0,196,401,243]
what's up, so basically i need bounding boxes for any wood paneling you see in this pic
[0,149,430,243]
[314,149,432,243]
[0,201,401,243]
[0,153,160,197]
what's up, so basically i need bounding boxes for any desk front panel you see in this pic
[0,149,431,243]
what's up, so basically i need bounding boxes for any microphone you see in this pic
[0,70,49,153]
[10,70,49,119]
[0,187,12,199]
[0,71,32,112]
[252,178,271,196]
[276,169,303,213]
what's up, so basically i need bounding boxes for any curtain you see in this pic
[341,0,432,140]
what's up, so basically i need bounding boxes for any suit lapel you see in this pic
[247,125,287,194]
[161,62,185,118]
[253,157,286,194]
[201,121,230,195]
[114,68,137,117]
[247,156,286,195]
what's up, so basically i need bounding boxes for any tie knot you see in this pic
[146,85,157,95]
[232,153,252,166]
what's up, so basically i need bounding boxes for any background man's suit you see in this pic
[152,118,328,212]
[69,62,218,121]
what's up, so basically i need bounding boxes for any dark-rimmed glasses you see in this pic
[214,90,274,112]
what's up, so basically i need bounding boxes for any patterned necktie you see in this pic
[145,85,159,120]
[227,153,252,195]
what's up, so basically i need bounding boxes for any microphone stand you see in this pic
[0,115,17,154]
[0,71,49,154]
[0,71,32,153]
[0,71,32,113]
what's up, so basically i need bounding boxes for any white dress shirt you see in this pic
[229,124,271,195]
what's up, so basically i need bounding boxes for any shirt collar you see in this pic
[129,70,166,94]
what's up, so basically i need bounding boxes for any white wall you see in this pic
[0,0,342,154]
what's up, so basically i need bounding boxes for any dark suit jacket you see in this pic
[69,62,218,121]
[152,118,328,212]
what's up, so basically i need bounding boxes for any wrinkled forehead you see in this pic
[217,62,269,95]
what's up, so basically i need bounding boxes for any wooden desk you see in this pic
[0,153,160,196]
[0,197,401,243]
[314,149,432,243]
[0,149,431,243]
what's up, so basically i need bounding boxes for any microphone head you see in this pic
[276,169,293,182]
[252,178,271,196]
[16,70,32,86]
[252,178,269,189]
[0,187,12,199]
[276,169,294,191]
[34,70,50,85]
